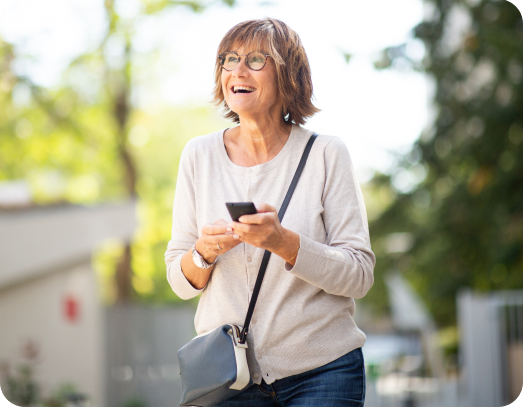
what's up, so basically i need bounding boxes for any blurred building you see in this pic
[359,273,523,407]
[458,289,523,407]
[0,201,136,406]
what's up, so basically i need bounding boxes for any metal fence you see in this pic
[497,291,523,406]
[103,291,523,407]
[365,290,523,407]
[458,289,523,407]
[104,304,196,407]
[365,379,462,407]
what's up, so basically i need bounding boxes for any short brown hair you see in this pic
[213,18,320,126]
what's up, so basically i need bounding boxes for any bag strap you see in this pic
[239,133,318,344]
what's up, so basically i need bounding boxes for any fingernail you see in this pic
[233,234,239,239]
[227,227,232,232]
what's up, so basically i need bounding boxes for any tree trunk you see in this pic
[115,244,133,302]
[105,3,137,302]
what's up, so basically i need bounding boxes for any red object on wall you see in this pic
[64,295,80,323]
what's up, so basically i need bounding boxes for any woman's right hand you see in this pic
[195,219,243,263]
[181,219,242,289]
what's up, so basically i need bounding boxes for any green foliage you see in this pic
[141,0,236,14]
[363,0,523,326]
[341,50,353,64]
[0,0,234,303]
[41,383,79,407]
[117,397,148,407]
[0,341,78,407]
[1,360,78,407]
[94,106,229,304]
[0,58,228,303]
[2,364,40,406]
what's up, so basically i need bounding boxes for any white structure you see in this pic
[385,272,445,378]
[458,289,523,407]
[0,201,136,407]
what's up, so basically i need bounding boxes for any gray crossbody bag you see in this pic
[177,133,318,407]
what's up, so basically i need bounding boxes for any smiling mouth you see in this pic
[232,85,256,94]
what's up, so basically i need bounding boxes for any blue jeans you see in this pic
[215,347,366,407]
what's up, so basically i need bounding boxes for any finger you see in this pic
[254,202,277,214]
[240,210,279,225]
[217,234,242,245]
[232,225,263,242]
[213,219,234,234]
[215,236,242,250]
[202,223,229,235]
[237,213,266,225]
[229,221,258,233]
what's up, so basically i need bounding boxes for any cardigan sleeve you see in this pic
[164,140,204,300]
[285,137,375,299]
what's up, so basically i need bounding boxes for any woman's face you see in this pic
[221,45,281,122]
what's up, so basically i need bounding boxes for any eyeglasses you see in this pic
[218,51,270,71]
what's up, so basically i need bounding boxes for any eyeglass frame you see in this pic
[218,51,271,71]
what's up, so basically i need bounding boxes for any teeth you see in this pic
[233,86,256,93]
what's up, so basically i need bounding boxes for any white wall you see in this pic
[0,262,105,406]
[457,290,504,407]
[0,201,136,289]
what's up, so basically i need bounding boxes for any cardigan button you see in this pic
[254,373,259,379]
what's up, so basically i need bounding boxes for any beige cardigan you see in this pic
[165,124,375,384]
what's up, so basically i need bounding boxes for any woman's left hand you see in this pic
[229,202,300,264]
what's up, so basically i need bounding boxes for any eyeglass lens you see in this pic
[222,52,266,71]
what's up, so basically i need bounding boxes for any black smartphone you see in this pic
[226,202,258,222]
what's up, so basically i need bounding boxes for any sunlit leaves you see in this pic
[141,0,236,15]
[0,0,237,305]
[364,0,523,327]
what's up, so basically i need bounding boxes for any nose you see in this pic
[231,57,250,77]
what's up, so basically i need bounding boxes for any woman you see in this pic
[165,18,375,407]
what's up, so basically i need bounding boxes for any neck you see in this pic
[226,115,292,166]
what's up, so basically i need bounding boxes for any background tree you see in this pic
[0,0,235,304]
[363,0,523,329]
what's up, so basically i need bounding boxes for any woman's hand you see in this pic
[195,219,242,263]
[181,219,242,290]
[229,203,301,264]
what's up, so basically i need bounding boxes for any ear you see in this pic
[282,105,289,120]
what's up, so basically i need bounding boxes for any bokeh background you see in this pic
[0,0,522,406]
